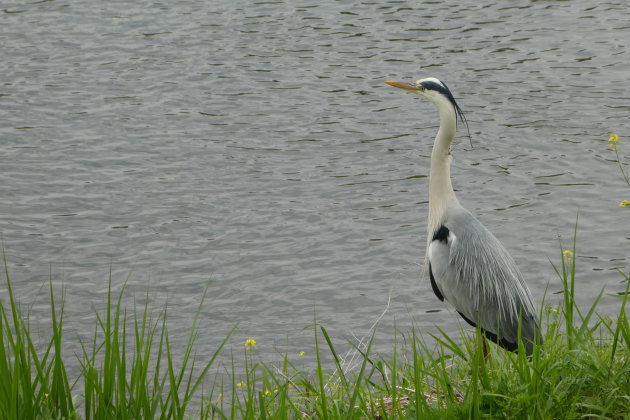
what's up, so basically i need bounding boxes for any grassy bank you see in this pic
[1,238,629,419]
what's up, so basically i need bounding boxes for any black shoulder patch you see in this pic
[428,263,444,301]
[432,225,450,243]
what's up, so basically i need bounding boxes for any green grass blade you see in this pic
[345,327,376,420]
[319,325,348,394]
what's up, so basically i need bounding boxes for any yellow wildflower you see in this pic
[264,389,272,397]
[563,249,573,262]
[609,134,620,151]
[621,200,629,208]
[298,351,305,358]
[237,382,244,388]
[45,393,49,398]
[244,339,257,350]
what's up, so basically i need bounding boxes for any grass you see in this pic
[0,260,236,420]
[1,232,629,419]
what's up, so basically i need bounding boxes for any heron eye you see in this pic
[417,84,425,91]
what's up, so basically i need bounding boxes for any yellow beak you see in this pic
[384,80,417,92]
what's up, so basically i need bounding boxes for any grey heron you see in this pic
[385,77,541,356]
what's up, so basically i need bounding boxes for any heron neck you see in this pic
[428,106,458,234]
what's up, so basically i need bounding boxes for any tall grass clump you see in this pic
[77,276,236,419]
[0,257,236,419]
[0,259,75,419]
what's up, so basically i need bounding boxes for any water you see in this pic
[1,0,629,373]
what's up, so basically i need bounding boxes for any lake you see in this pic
[1,0,629,374]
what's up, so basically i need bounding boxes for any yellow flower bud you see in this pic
[563,250,573,262]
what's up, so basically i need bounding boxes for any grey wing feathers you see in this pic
[428,206,540,353]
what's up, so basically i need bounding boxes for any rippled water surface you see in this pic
[2,0,629,367]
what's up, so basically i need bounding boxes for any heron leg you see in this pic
[482,335,489,362]
[468,333,490,375]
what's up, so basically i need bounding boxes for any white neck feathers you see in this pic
[427,103,459,241]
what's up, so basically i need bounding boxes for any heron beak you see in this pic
[385,80,417,92]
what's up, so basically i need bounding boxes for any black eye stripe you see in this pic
[420,80,471,142]
[420,81,450,97]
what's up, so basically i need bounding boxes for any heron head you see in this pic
[385,77,458,112]
[385,77,469,135]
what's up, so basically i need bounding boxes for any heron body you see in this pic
[385,77,541,355]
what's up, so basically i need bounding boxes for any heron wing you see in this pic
[428,206,539,352]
